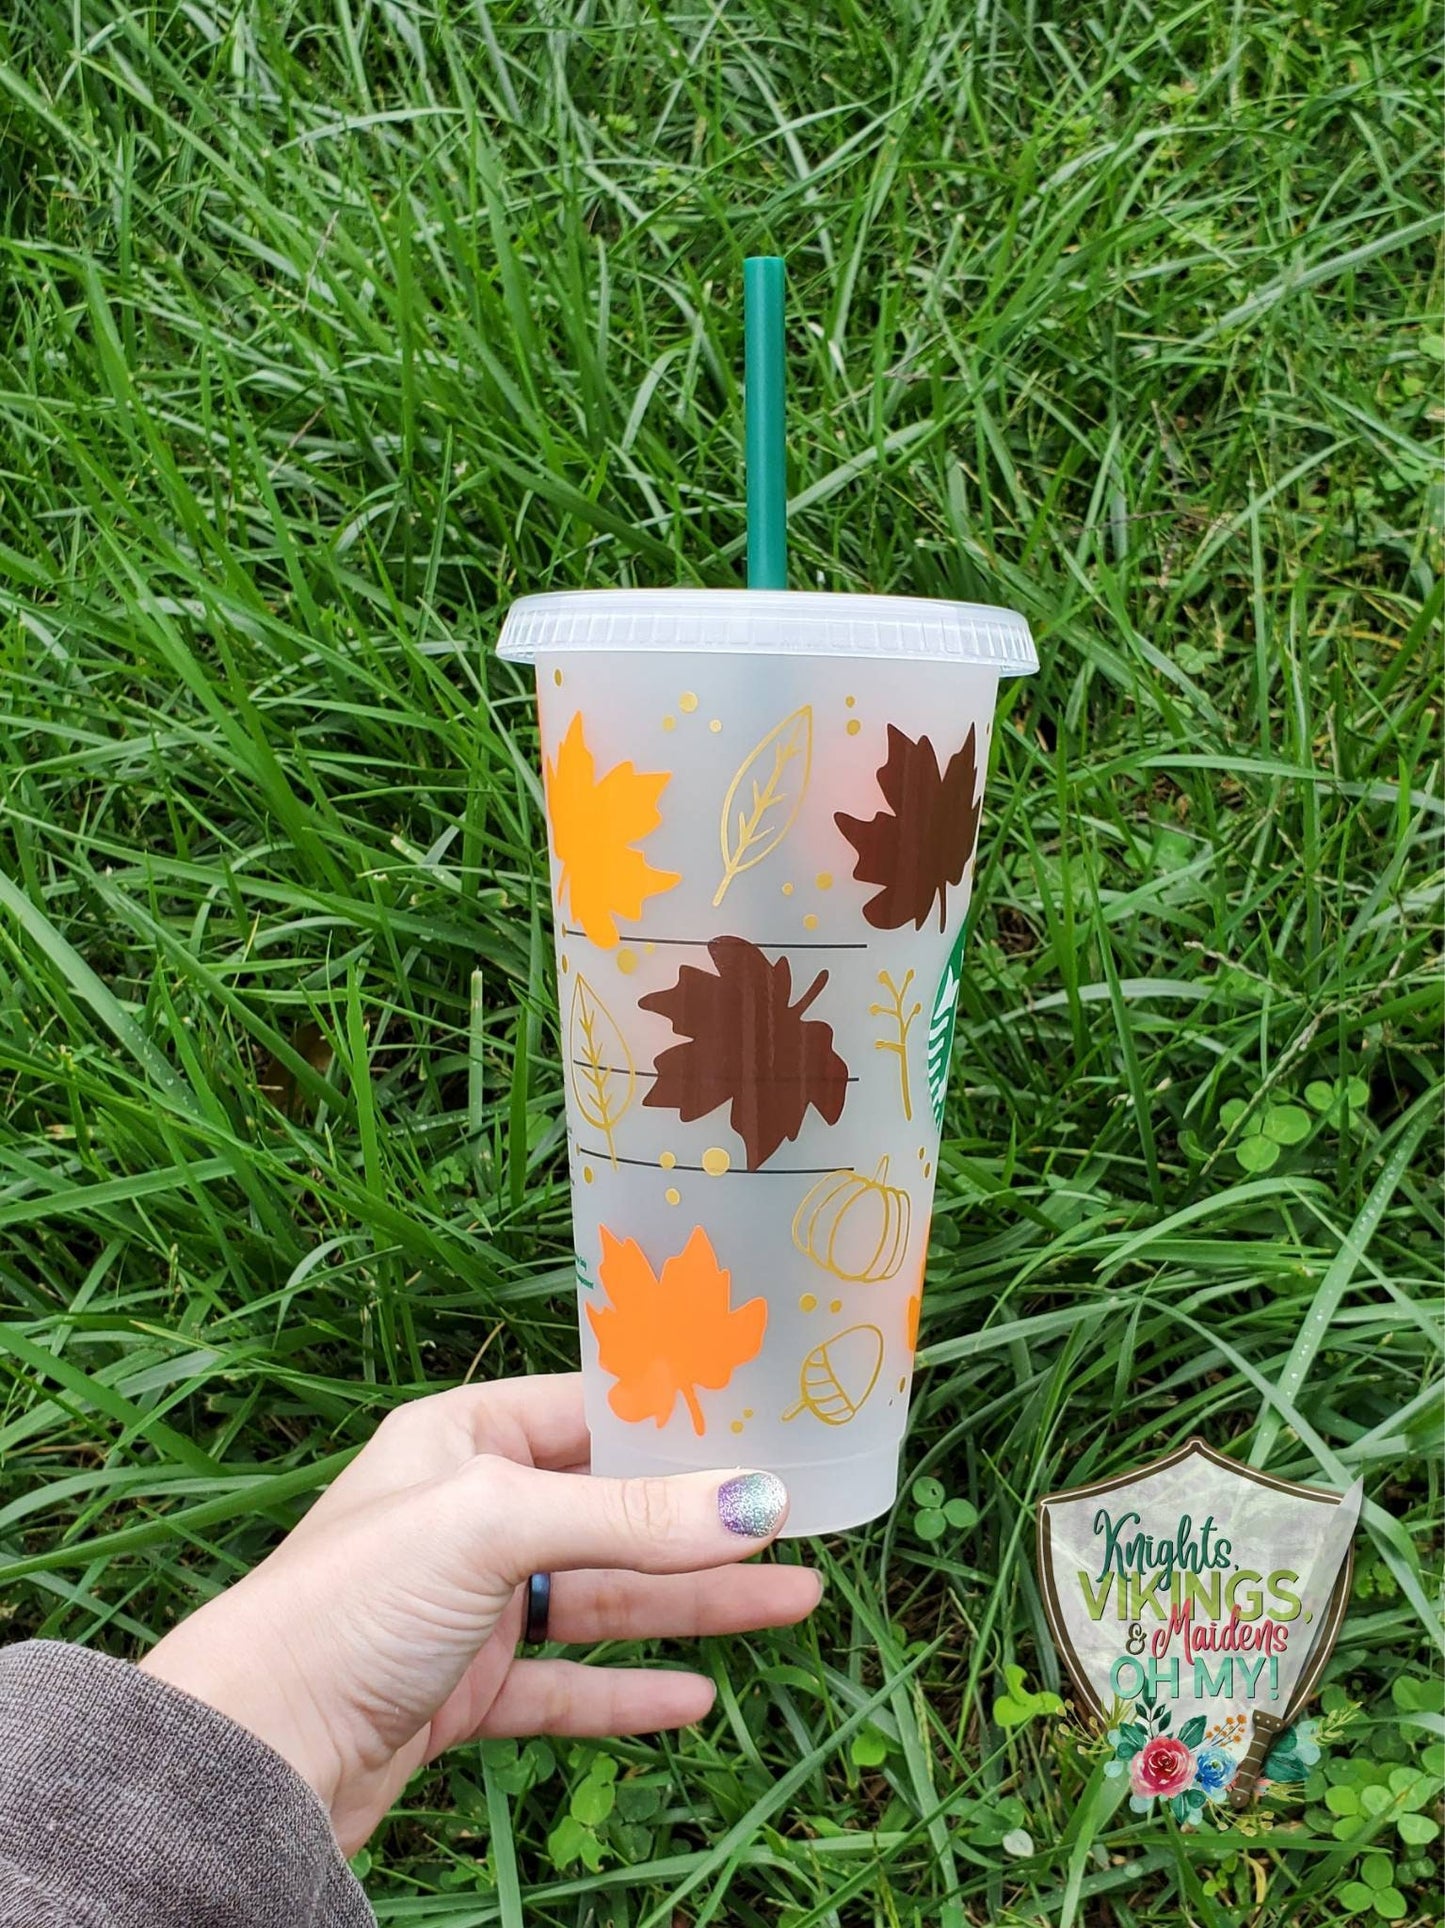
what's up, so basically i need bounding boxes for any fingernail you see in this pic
[718,1470,788,1538]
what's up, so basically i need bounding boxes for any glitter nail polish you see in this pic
[717,1470,788,1538]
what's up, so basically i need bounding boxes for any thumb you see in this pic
[451,1456,791,1584]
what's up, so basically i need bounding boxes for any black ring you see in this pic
[524,1571,552,1645]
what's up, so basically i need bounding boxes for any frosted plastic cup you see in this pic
[497,589,1037,1534]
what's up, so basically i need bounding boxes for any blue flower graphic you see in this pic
[1193,1745,1237,1799]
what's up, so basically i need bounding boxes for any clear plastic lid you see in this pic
[496,588,1037,674]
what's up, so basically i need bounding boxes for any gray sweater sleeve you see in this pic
[0,1640,374,1927]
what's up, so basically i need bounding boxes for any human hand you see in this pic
[140,1374,819,1852]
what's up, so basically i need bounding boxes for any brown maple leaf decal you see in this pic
[835,724,983,932]
[587,1224,767,1435]
[640,936,850,1170]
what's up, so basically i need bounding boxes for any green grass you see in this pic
[0,1,1441,1922]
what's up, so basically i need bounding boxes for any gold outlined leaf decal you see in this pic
[568,974,636,1167]
[713,706,813,907]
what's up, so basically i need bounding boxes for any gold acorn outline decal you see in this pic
[782,1324,885,1427]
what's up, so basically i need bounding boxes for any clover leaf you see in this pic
[993,1664,1065,1729]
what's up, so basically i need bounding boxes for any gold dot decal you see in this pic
[781,881,795,896]
[816,872,833,890]
[665,1187,681,1206]
[662,714,676,731]
[846,719,861,736]
[730,1419,744,1434]
[644,942,656,954]
[553,669,564,686]
[679,691,698,713]
[616,949,638,975]
[803,912,819,931]
[743,1408,754,1419]
[659,1151,677,1170]
[898,1376,907,1393]
[845,694,856,708]
[800,1293,817,1312]
[583,1166,594,1184]
[923,1161,932,1179]
[830,1297,843,1314]
[709,718,722,733]
[560,954,569,974]
[701,1146,731,1176]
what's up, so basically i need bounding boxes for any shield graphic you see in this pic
[1037,1438,1357,1800]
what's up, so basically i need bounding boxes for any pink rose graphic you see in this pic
[1128,1735,1194,1799]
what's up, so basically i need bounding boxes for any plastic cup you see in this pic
[498,588,1037,1535]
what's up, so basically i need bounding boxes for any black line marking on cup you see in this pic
[562,928,869,952]
[571,1061,859,1084]
[576,1149,855,1176]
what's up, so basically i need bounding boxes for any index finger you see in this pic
[304,1373,591,1525]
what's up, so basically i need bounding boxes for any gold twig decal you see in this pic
[869,968,921,1122]
[568,974,636,1168]
[713,706,813,907]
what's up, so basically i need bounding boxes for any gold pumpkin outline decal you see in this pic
[791,1156,912,1283]
[782,1324,884,1427]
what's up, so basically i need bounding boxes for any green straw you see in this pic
[744,255,787,589]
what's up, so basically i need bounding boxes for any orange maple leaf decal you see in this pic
[544,713,680,948]
[586,1224,767,1435]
